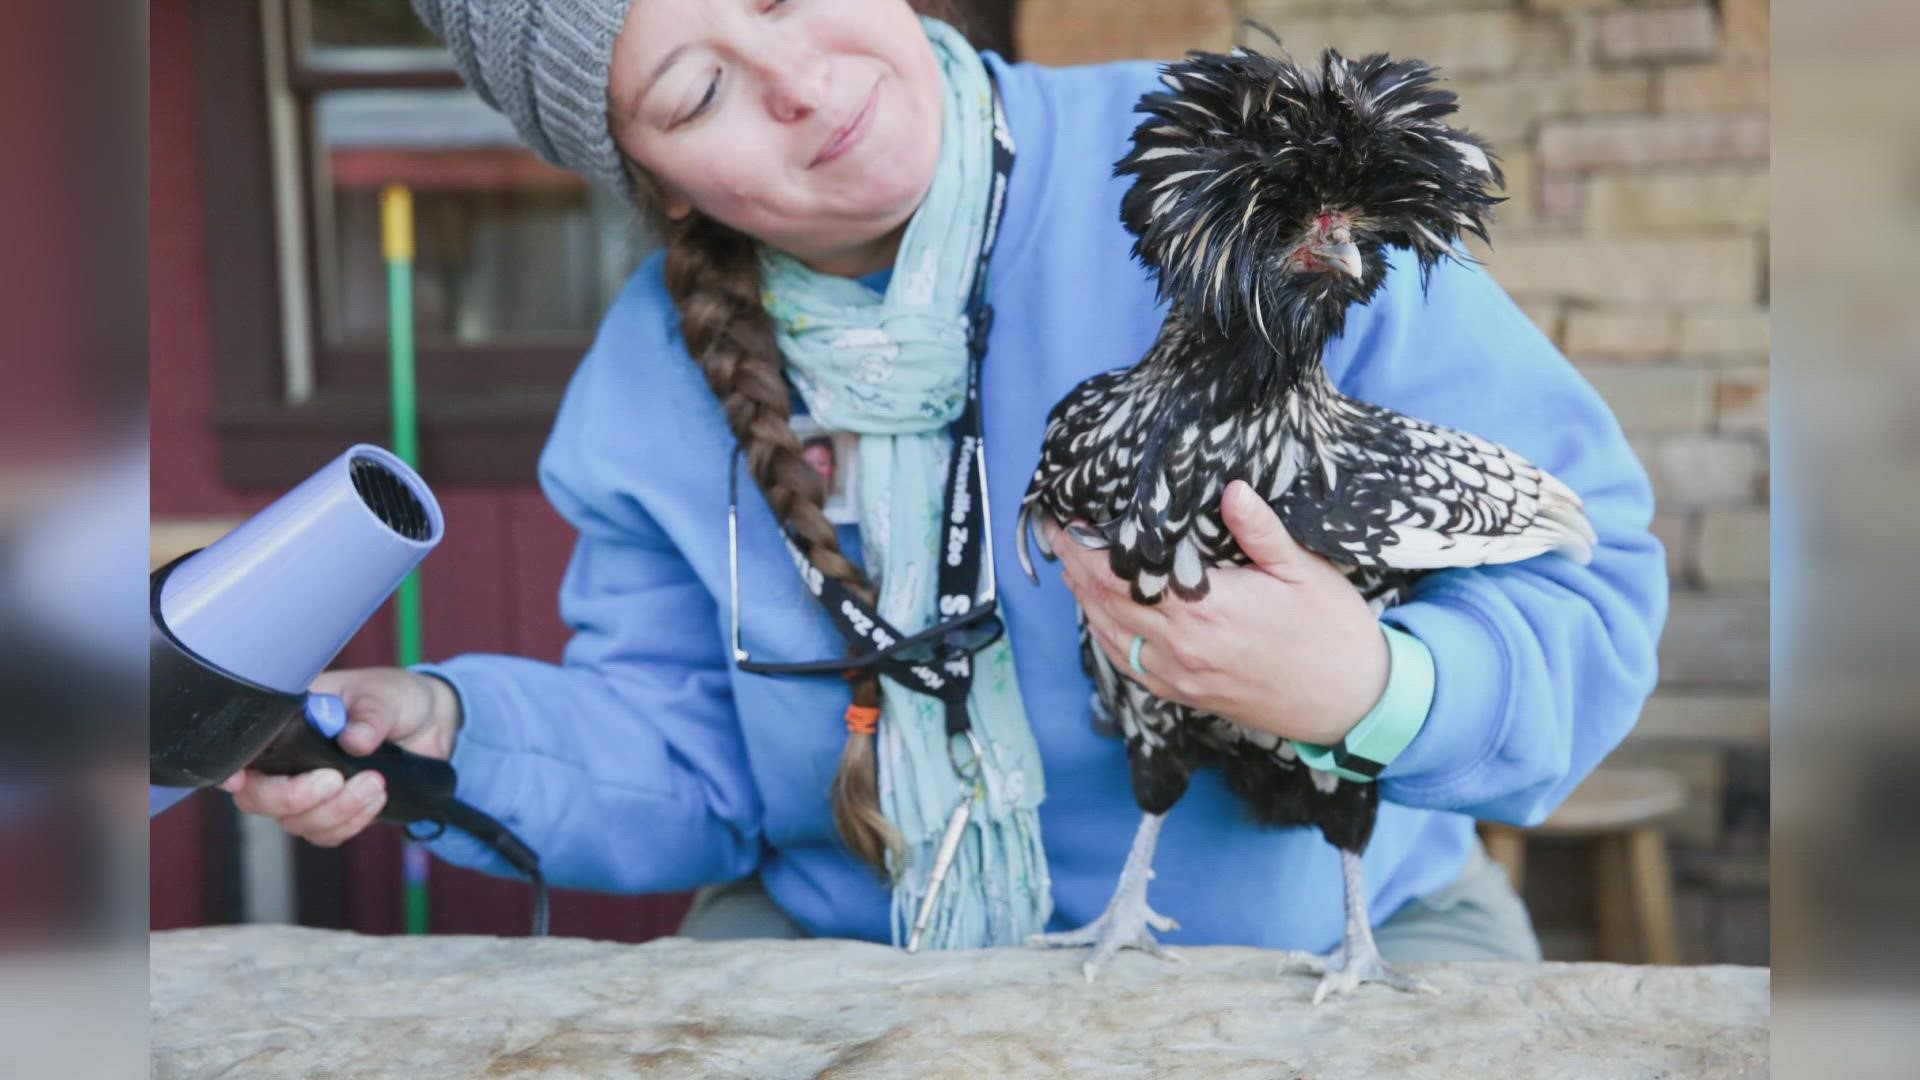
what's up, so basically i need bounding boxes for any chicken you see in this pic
[1018,36,1596,999]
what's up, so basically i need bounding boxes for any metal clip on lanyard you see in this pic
[907,726,987,952]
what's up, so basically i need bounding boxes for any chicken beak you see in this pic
[1313,239,1364,280]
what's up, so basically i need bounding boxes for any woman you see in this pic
[225,0,1666,962]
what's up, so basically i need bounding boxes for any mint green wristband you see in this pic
[1293,623,1435,783]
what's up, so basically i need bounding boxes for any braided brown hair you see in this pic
[618,0,965,876]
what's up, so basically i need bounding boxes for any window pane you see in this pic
[312,89,653,351]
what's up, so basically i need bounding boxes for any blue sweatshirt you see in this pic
[417,54,1667,951]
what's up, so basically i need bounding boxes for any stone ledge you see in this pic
[152,925,1770,1078]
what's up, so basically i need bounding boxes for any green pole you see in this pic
[383,184,430,936]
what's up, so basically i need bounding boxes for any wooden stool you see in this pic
[1479,766,1686,965]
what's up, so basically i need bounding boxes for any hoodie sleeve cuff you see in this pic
[404,660,524,875]
[1292,623,1436,783]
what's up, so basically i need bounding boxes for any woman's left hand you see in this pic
[1046,480,1390,746]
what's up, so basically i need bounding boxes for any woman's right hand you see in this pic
[218,667,462,847]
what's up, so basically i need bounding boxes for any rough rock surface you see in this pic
[152,926,1768,1078]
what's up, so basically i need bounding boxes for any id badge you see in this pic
[788,413,861,525]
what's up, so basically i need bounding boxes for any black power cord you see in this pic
[412,799,549,937]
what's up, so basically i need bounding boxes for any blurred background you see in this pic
[1,1,147,1073]
[145,0,1771,965]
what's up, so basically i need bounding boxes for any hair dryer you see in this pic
[150,445,545,932]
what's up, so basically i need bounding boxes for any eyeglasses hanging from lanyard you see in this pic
[725,424,1004,681]
[726,70,1014,744]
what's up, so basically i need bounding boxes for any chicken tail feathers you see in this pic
[1535,472,1599,566]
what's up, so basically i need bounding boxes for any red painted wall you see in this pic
[0,0,79,456]
[150,0,689,941]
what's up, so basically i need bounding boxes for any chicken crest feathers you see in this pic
[1116,32,1505,339]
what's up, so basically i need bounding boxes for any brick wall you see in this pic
[1019,0,1770,964]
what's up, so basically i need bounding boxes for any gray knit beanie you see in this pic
[411,0,639,205]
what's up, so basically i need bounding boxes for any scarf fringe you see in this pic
[889,804,1052,949]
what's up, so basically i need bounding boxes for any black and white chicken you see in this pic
[1018,38,1597,999]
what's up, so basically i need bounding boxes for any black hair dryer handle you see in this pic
[250,713,458,826]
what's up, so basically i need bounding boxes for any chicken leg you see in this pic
[1290,848,1438,1003]
[1028,811,1184,982]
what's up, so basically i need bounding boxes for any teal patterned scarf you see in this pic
[757,17,1050,950]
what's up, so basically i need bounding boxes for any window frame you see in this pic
[193,0,578,489]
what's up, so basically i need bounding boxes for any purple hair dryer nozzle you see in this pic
[158,445,442,694]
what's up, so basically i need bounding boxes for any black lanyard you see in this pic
[735,72,1013,740]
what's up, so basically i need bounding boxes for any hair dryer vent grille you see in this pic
[351,455,433,541]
